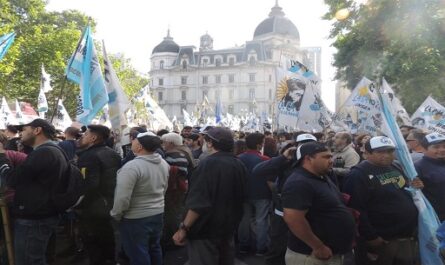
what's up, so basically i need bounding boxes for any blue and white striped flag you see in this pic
[66,26,108,125]
[0,32,15,61]
[379,86,444,265]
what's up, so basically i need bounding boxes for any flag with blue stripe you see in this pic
[379,85,444,265]
[66,26,108,125]
[0,32,15,61]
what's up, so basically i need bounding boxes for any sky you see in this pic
[46,0,338,110]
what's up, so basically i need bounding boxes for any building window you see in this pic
[202,76,208,84]
[249,88,255,100]
[228,105,234,114]
[269,89,272,100]
[269,74,272,82]
[229,89,234,100]
[160,60,164,69]
[249,73,256,82]
[158,92,163,101]
[229,57,235,66]
[215,58,221,67]
[228,74,235,83]
[158,78,164,86]
[215,75,221,84]
[181,76,187,85]
[182,60,187,69]
[202,58,208,67]
[181,90,187,100]
[249,56,256,66]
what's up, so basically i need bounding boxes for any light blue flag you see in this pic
[215,96,222,124]
[0,32,15,61]
[66,26,108,125]
[379,86,444,265]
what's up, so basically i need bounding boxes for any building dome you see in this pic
[253,2,300,40]
[152,30,180,54]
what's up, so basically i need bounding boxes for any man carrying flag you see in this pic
[344,136,423,265]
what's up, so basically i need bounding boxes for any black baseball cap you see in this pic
[14,119,57,137]
[202,127,233,143]
[296,142,329,161]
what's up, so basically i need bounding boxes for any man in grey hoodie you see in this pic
[110,132,169,265]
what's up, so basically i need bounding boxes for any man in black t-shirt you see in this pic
[172,127,247,265]
[344,136,423,265]
[282,142,355,265]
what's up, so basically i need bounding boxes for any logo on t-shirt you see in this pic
[375,170,405,189]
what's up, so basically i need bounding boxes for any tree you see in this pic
[324,0,445,113]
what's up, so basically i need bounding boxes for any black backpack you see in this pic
[47,145,85,213]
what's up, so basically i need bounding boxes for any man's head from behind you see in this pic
[245,133,265,151]
[364,136,396,167]
[131,132,161,156]
[203,127,234,153]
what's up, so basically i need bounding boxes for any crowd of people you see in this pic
[0,119,444,265]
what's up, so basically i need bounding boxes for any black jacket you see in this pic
[0,141,68,219]
[185,151,247,239]
[76,143,121,216]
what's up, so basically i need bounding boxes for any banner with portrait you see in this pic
[411,96,445,135]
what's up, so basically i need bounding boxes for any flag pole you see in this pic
[49,22,89,123]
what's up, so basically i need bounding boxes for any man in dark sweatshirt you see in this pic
[237,132,270,255]
[0,119,67,265]
[415,132,445,221]
[344,136,423,265]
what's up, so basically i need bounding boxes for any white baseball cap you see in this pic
[424,132,445,145]
[295,133,317,143]
[367,136,396,151]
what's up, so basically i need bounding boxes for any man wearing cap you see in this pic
[344,136,422,265]
[282,142,355,265]
[415,132,445,221]
[76,125,122,265]
[110,132,169,264]
[0,119,68,265]
[172,127,247,265]
[253,133,317,265]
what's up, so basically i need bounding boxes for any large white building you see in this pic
[149,2,321,119]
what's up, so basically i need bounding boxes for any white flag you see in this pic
[15,99,25,124]
[182,109,193,126]
[381,78,411,125]
[411,96,445,134]
[52,99,72,130]
[41,64,52,93]
[0,97,17,125]
[102,41,130,133]
[38,88,48,113]
[144,87,173,130]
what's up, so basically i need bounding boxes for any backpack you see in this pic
[47,145,85,213]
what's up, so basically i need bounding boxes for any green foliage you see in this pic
[324,0,445,113]
[0,0,147,120]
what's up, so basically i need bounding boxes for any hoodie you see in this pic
[110,153,169,221]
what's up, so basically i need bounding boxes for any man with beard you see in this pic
[282,142,355,265]
[0,119,67,265]
[76,125,121,264]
